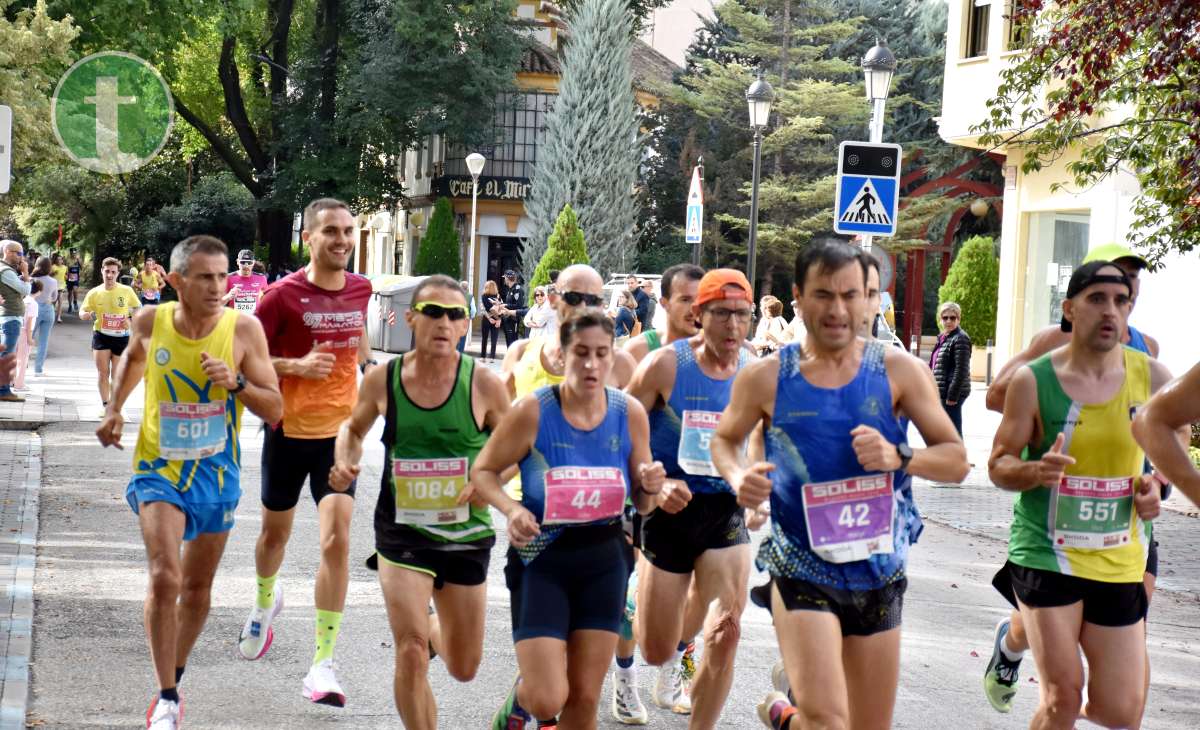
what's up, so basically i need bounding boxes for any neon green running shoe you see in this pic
[983,618,1022,713]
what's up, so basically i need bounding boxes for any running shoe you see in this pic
[146,697,182,729]
[756,691,791,729]
[653,660,691,714]
[491,674,531,729]
[611,670,648,725]
[770,659,790,697]
[302,658,346,707]
[983,618,1021,713]
[237,585,283,660]
[680,642,697,682]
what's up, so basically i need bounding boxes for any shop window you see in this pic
[964,0,990,59]
[1022,212,1090,338]
[444,91,555,179]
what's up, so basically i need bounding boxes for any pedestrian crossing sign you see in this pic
[834,141,902,237]
[686,204,702,243]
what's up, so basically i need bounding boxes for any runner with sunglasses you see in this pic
[473,309,666,730]
[329,274,511,728]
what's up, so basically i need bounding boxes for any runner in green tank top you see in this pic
[330,275,511,730]
[988,262,1173,730]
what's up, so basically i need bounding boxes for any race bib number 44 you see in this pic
[542,466,626,525]
[1053,476,1134,549]
[801,474,895,564]
[393,458,469,526]
[678,410,721,476]
[100,313,127,336]
[158,402,227,460]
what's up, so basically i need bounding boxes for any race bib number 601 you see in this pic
[158,402,227,460]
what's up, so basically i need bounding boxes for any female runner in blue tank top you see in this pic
[472,310,666,730]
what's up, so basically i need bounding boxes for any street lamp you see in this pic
[745,71,774,290]
[465,152,485,340]
[858,38,897,254]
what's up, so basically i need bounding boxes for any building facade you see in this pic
[938,0,1197,373]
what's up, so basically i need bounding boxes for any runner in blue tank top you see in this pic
[711,242,969,730]
[472,310,665,730]
[626,268,756,727]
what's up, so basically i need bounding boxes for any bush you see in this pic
[938,235,999,344]
[144,172,255,256]
[414,198,461,279]
[528,204,589,304]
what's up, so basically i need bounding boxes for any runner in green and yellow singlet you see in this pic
[988,261,1174,730]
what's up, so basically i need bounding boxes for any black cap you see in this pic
[503,269,517,278]
[237,249,255,263]
[1060,260,1132,332]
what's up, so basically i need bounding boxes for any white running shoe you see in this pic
[771,659,790,697]
[756,691,791,728]
[302,658,347,707]
[653,661,691,715]
[237,586,283,660]
[146,697,182,729]
[611,670,649,725]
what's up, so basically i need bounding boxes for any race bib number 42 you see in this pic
[801,474,895,564]
[678,410,721,477]
[542,466,626,525]
[100,313,127,336]
[393,458,469,526]
[158,402,227,460]
[1053,476,1134,549]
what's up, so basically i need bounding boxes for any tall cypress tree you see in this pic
[414,198,461,279]
[522,0,641,282]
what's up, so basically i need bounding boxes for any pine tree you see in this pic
[522,0,641,282]
[414,198,461,279]
[529,204,590,302]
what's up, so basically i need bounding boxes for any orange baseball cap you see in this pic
[694,269,754,313]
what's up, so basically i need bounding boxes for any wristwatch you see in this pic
[231,373,246,394]
[895,442,913,472]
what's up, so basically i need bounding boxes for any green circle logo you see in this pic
[52,52,174,174]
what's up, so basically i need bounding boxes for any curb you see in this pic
[0,434,39,730]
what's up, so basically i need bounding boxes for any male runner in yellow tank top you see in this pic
[96,236,281,730]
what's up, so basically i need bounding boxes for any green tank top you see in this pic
[379,353,494,547]
[644,329,661,351]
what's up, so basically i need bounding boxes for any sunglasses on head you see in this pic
[413,301,469,320]
[560,291,604,307]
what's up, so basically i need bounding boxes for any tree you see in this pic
[974,0,1200,264]
[522,0,641,281]
[937,235,999,343]
[413,198,461,279]
[145,172,257,256]
[529,204,589,301]
[0,1,79,169]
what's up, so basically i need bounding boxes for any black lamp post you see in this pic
[745,71,775,290]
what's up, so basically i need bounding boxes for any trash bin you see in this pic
[368,275,428,354]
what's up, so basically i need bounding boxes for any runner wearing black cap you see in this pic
[223,250,269,315]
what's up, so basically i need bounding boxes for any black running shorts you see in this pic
[504,523,630,642]
[373,545,491,589]
[641,492,749,574]
[260,426,356,511]
[993,561,1147,628]
[771,575,907,637]
[91,331,129,356]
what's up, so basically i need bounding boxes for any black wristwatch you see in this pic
[896,442,913,472]
[231,373,246,394]
[360,358,379,374]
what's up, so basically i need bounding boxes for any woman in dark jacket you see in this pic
[480,279,502,360]
[930,301,972,436]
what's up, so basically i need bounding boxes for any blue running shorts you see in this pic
[126,475,238,541]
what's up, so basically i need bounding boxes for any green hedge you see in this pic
[938,235,999,343]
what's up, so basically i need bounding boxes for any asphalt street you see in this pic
[17,316,1200,728]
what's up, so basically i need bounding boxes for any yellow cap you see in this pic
[1082,243,1148,269]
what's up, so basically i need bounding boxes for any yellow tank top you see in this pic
[512,337,564,398]
[133,303,244,501]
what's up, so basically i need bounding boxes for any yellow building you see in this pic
[937,0,1197,372]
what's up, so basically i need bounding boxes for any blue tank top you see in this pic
[648,339,750,496]
[759,340,922,591]
[517,385,633,563]
[1127,325,1149,355]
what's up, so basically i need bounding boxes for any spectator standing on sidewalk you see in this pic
[480,280,502,361]
[31,257,58,376]
[500,270,527,346]
[14,280,39,390]
[0,240,32,402]
[930,301,972,435]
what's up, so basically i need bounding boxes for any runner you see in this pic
[95,235,281,730]
[80,257,141,414]
[1134,362,1200,506]
[50,253,67,322]
[987,261,1169,730]
[626,269,756,729]
[235,198,375,709]
[472,309,665,730]
[623,264,703,364]
[328,274,510,729]
[709,241,968,730]
[66,248,83,313]
[223,249,270,314]
[980,245,1163,714]
[136,255,169,306]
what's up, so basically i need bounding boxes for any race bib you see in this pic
[1052,476,1134,549]
[67,271,79,282]
[801,474,895,564]
[678,410,721,476]
[234,294,258,313]
[158,402,227,460]
[142,290,160,301]
[542,466,626,526]
[100,313,128,336]
[392,457,469,526]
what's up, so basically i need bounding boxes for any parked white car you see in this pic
[602,274,667,332]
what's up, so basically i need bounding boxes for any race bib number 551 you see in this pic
[542,466,626,525]
[393,457,469,526]
[1052,476,1134,549]
[801,474,895,564]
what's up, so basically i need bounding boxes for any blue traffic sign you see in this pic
[833,141,902,237]
[685,204,702,244]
